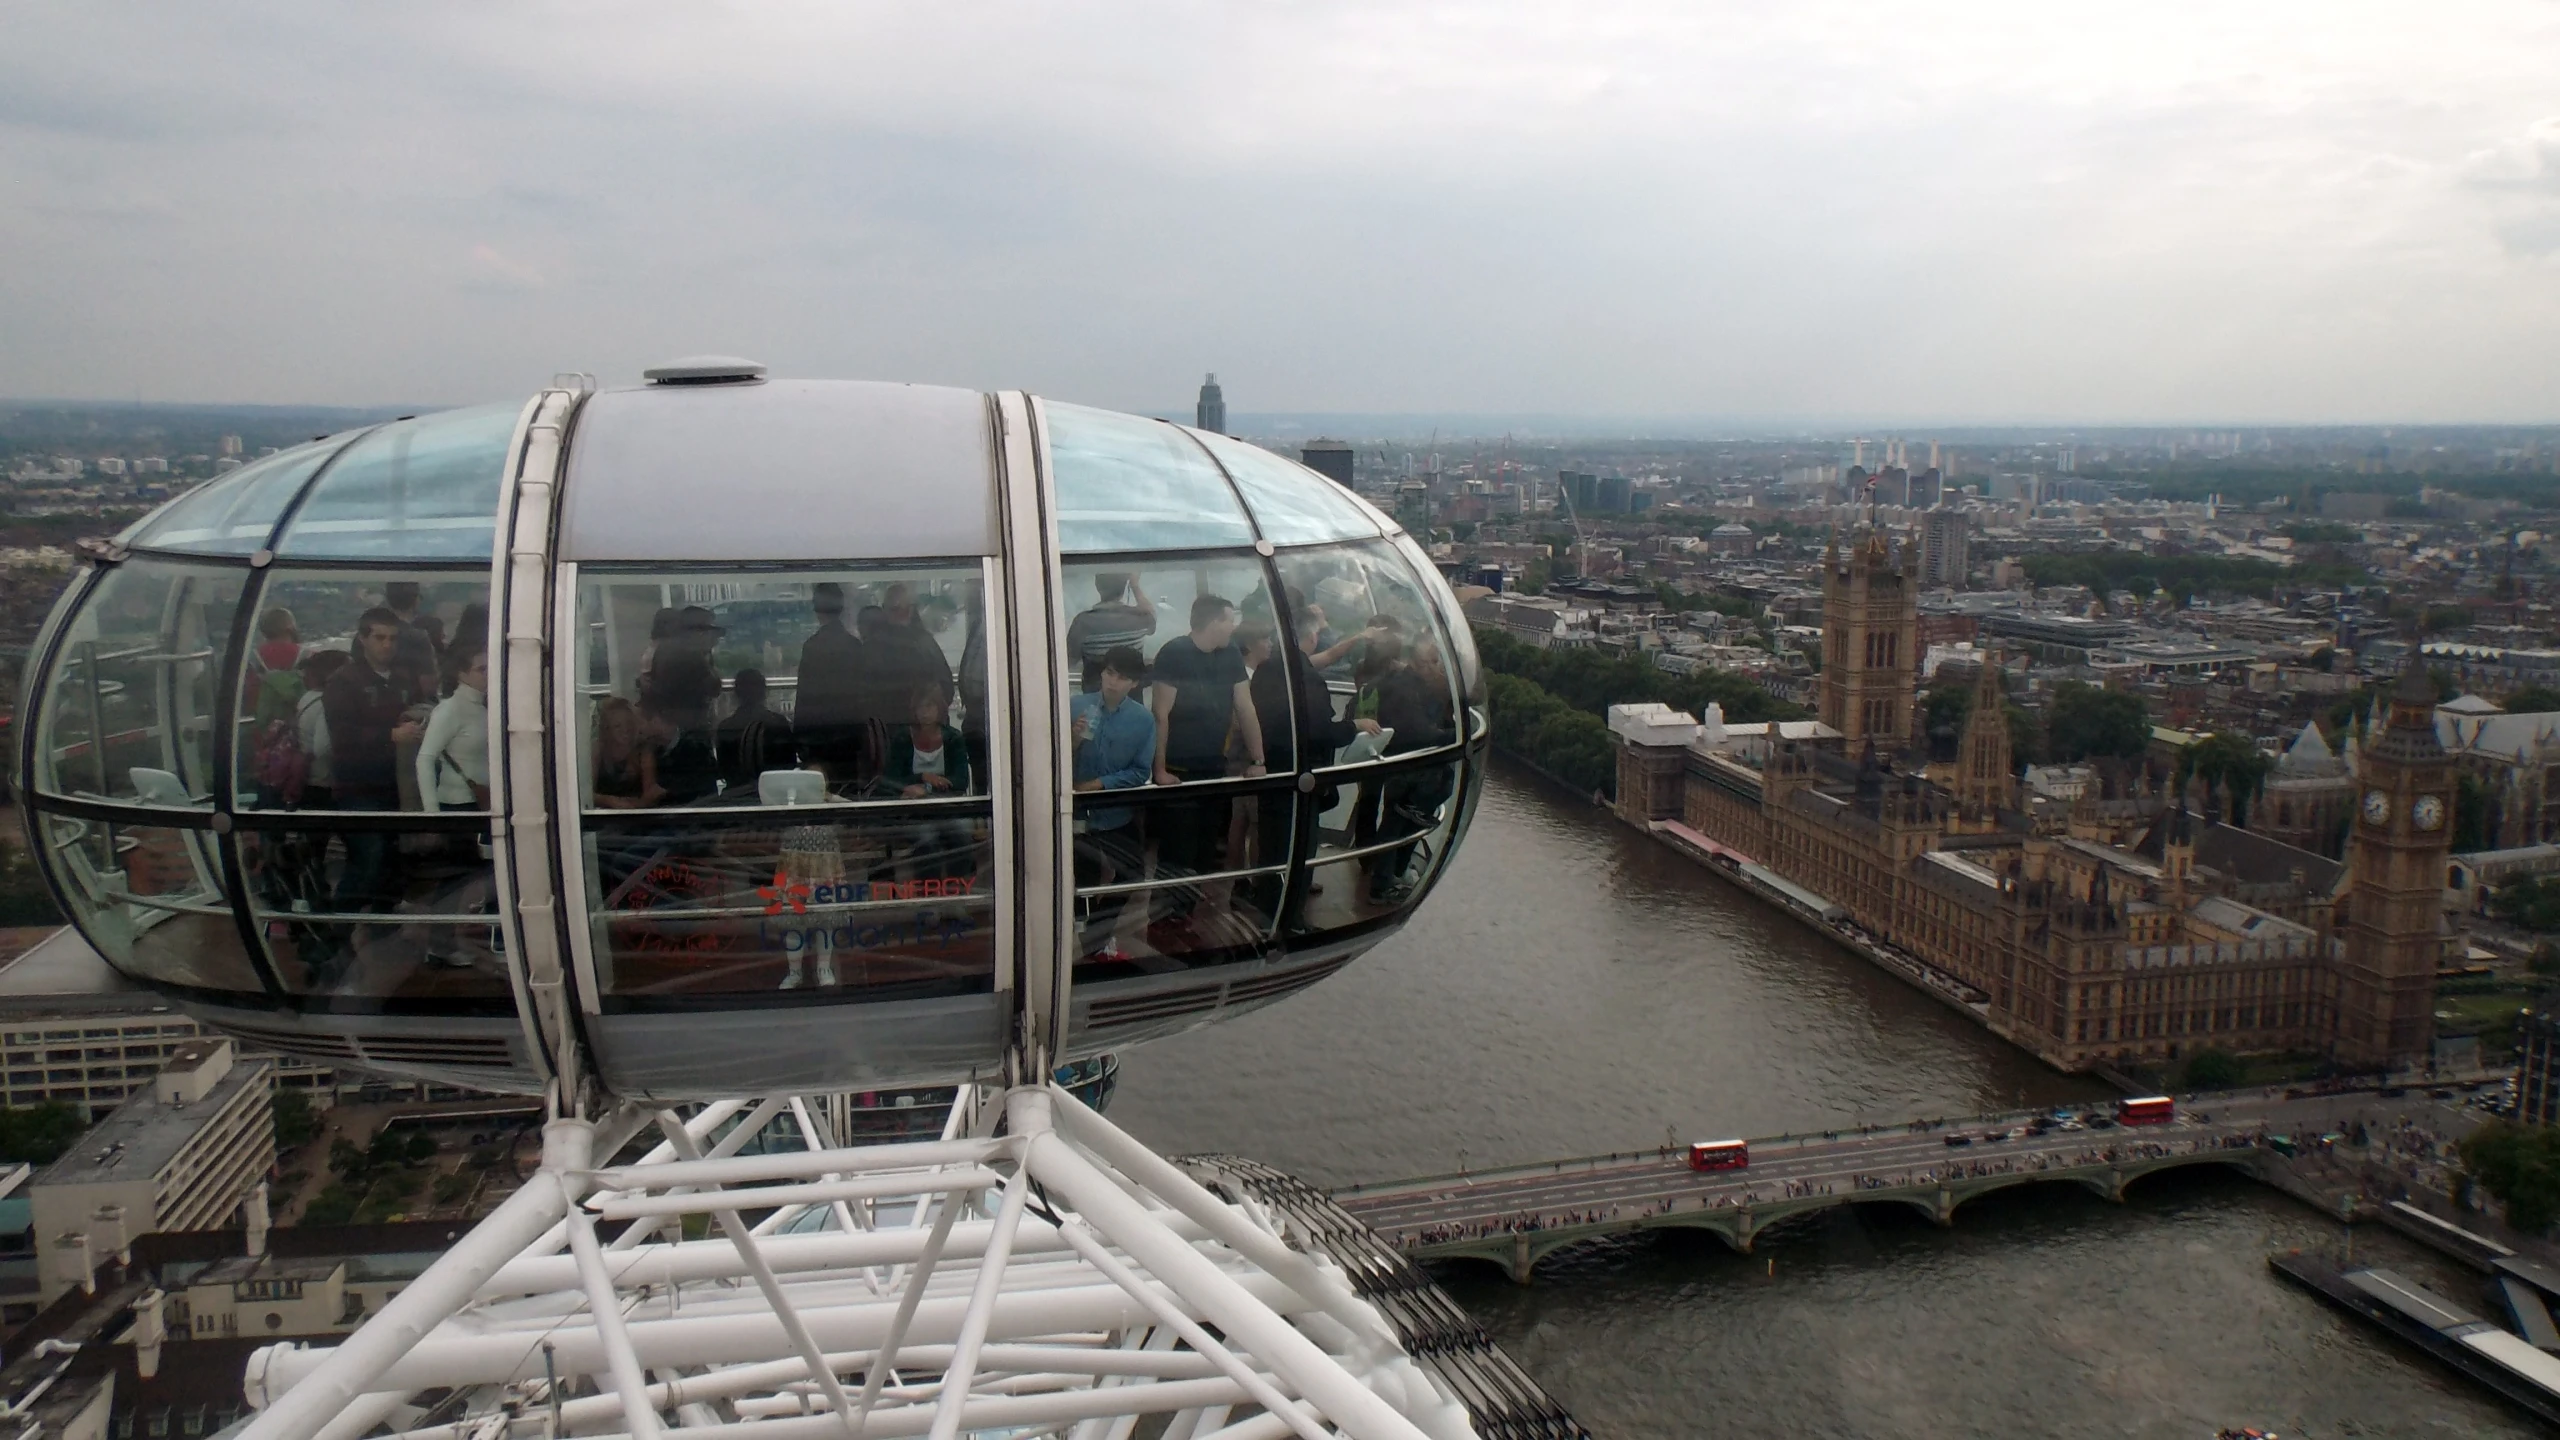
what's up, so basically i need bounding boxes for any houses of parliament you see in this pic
[1610,525,2454,1074]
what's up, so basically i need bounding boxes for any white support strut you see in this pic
[234,1083,1485,1440]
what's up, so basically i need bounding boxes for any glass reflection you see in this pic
[40,815,264,992]
[1391,532,1486,705]
[275,404,521,561]
[575,568,984,807]
[585,808,994,997]
[239,824,504,999]
[1298,759,1461,931]
[244,574,492,814]
[126,441,343,555]
[1073,789,1291,973]
[1272,541,1462,764]
[1044,402,1255,552]
[36,561,246,807]
[1185,428,1381,547]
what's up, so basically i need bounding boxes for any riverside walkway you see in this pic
[1332,1086,2471,1282]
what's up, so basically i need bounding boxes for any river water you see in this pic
[1109,760,2536,1438]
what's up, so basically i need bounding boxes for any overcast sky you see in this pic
[7,3,2560,424]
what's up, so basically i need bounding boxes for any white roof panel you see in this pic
[560,380,997,562]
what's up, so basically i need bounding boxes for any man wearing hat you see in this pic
[795,583,872,790]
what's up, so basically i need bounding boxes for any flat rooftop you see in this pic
[33,1051,268,1189]
[0,928,158,1020]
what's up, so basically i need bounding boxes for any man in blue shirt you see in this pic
[1071,646,1156,963]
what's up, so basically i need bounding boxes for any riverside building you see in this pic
[1613,523,2457,1074]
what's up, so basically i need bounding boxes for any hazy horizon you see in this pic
[9,4,2560,422]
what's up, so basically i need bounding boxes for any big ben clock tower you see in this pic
[2334,655,2454,1069]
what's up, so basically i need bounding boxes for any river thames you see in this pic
[1110,760,2535,1439]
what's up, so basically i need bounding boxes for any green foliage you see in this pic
[0,847,64,927]
[2423,604,2474,634]
[2459,1120,2560,1234]
[1515,559,1549,596]
[2178,1047,2245,1090]
[2280,522,2364,544]
[2044,681,2151,764]
[0,1102,87,1164]
[404,1130,439,1163]
[300,1184,358,1227]
[1473,628,1808,728]
[431,1170,473,1206]
[2505,686,2560,715]
[1485,674,1616,796]
[272,1088,320,1151]
[2456,772,2493,854]
[1654,585,1760,620]
[2183,730,2274,828]
[2022,551,2362,603]
[2492,876,2560,932]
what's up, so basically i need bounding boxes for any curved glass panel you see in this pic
[584,808,994,999]
[40,814,265,993]
[275,404,519,560]
[239,821,507,1001]
[1070,785,1290,979]
[35,559,248,807]
[1044,402,1254,552]
[1295,758,1462,935]
[1186,428,1381,547]
[242,572,493,814]
[573,566,985,807]
[126,440,346,555]
[1271,541,1462,769]
[1391,531,1484,705]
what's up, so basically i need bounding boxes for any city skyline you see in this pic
[7,4,2560,421]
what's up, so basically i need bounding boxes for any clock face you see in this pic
[2362,789,2392,825]
[2413,795,2445,831]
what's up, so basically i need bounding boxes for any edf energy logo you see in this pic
[756,870,982,954]
[759,870,811,916]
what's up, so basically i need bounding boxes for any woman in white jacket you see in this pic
[413,641,491,969]
[416,642,490,812]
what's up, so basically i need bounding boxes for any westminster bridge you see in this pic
[1329,1086,2455,1283]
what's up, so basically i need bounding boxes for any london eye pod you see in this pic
[15,364,1491,1103]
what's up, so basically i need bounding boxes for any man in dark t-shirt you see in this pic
[795,584,871,789]
[1146,595,1264,938]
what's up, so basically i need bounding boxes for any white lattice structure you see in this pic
[236,1083,1475,1440]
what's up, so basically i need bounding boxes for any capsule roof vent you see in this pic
[643,355,768,385]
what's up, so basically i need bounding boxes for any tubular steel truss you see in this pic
[234,1083,1478,1440]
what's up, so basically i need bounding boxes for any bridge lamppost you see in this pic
[1458,1147,1471,1178]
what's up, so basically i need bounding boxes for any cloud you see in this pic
[3,1,2560,420]
[2464,117,2560,191]
[465,244,545,292]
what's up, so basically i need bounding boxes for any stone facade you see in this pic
[1608,524,2454,1075]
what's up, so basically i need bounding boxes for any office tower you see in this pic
[1919,507,1969,588]
[1195,373,1225,433]
[1301,437,1354,488]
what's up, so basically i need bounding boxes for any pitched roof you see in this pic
[2275,720,2338,775]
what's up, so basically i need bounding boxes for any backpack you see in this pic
[253,714,311,805]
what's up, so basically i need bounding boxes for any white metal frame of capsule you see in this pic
[234,1081,1474,1440]
[182,367,1491,1440]
[16,366,1488,1099]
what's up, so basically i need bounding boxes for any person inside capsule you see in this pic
[576,571,993,998]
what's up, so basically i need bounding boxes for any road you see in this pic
[1333,1084,2496,1246]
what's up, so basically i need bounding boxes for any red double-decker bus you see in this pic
[1688,1139,1749,1171]
[2116,1096,2176,1127]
